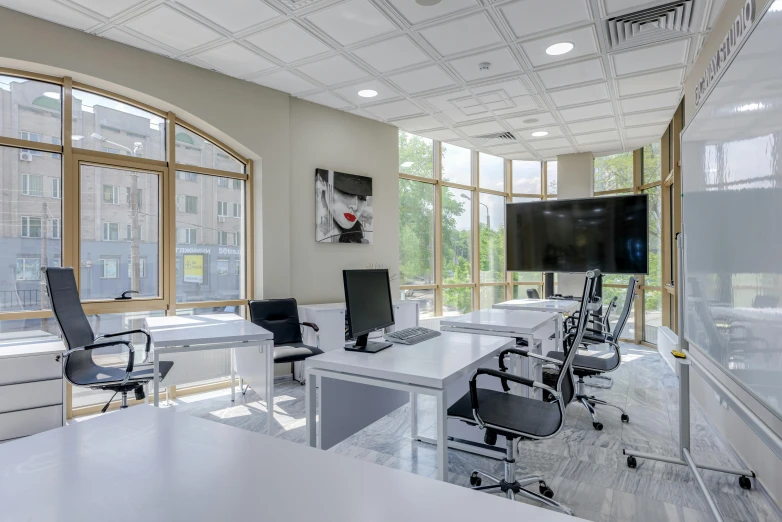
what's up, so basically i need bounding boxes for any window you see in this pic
[127,258,147,278]
[479,193,505,284]
[103,185,120,204]
[442,187,472,284]
[102,222,119,241]
[217,231,230,245]
[232,203,241,218]
[594,152,633,192]
[512,160,541,194]
[177,171,197,182]
[126,224,143,241]
[176,194,198,213]
[643,141,661,184]
[217,258,230,275]
[441,143,471,185]
[399,179,434,286]
[0,75,61,144]
[233,179,242,190]
[217,177,229,187]
[21,216,42,238]
[21,174,43,196]
[217,201,228,217]
[175,125,244,174]
[125,187,142,210]
[51,178,61,199]
[19,131,44,156]
[399,131,433,178]
[15,257,41,281]
[51,218,61,239]
[479,153,504,192]
[546,161,558,196]
[177,228,197,244]
[101,257,119,279]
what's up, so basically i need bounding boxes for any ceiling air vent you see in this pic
[606,0,694,50]
[472,131,517,147]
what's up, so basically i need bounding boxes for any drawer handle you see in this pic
[55,355,61,362]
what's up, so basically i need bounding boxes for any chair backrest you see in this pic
[248,299,302,345]
[43,267,94,351]
[526,288,540,299]
[603,296,618,333]
[611,276,637,341]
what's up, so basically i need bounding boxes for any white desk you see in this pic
[440,309,558,400]
[493,298,579,314]
[144,315,274,433]
[0,407,583,522]
[305,332,515,481]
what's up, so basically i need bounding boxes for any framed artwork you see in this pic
[315,169,373,244]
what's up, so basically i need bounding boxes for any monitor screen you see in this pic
[343,269,395,337]
[506,195,648,274]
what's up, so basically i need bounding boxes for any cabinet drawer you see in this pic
[0,353,62,386]
[0,379,62,414]
[0,405,62,441]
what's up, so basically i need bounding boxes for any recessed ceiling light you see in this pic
[358,89,378,98]
[545,42,574,56]
[43,91,60,100]
[416,0,442,5]
[531,131,549,137]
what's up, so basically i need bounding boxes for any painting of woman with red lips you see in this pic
[315,168,373,244]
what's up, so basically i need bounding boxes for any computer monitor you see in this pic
[343,269,394,353]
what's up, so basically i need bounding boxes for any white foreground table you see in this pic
[144,314,274,433]
[305,332,515,481]
[494,299,579,352]
[0,407,583,522]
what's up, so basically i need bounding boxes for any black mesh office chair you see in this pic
[43,267,173,412]
[526,288,540,299]
[447,270,599,516]
[248,299,323,385]
[546,277,636,430]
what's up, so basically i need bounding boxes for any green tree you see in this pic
[594,152,633,192]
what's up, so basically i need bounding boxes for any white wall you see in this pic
[555,152,594,296]
[0,7,398,305]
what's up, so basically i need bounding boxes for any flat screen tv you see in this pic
[506,195,648,274]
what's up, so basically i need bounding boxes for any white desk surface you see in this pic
[441,308,557,335]
[494,299,579,314]
[299,301,417,311]
[144,314,272,349]
[0,331,64,359]
[0,407,581,522]
[306,332,513,389]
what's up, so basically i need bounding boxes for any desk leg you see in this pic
[436,389,448,481]
[306,368,317,448]
[266,342,274,437]
[410,392,418,440]
[153,353,160,407]
[555,315,562,351]
[230,348,236,402]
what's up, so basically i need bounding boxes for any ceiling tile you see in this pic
[540,147,576,158]
[419,13,502,56]
[602,0,665,14]
[500,0,591,39]
[440,108,493,123]
[505,113,557,129]
[458,121,505,137]
[392,115,443,131]
[420,129,461,141]
[529,137,571,150]
[192,42,275,77]
[574,130,620,144]
[620,90,680,113]
[351,35,430,73]
[449,47,521,82]
[175,0,281,33]
[388,65,455,94]
[507,152,538,160]
[520,26,599,68]
[333,79,402,105]
[559,102,613,122]
[99,27,175,56]
[301,91,352,109]
[71,0,144,18]
[0,0,100,30]
[536,58,604,89]
[591,142,624,155]
[615,68,685,97]
[423,90,474,112]
[348,108,381,120]
[444,139,473,148]
[306,0,397,46]
[364,99,424,120]
[248,70,319,94]
[611,38,690,76]
[125,5,222,52]
[567,117,616,134]
[296,55,368,86]
[472,78,529,98]
[386,0,479,25]
[625,124,667,139]
[245,21,331,64]
[488,143,528,154]
[550,83,609,108]
[518,126,564,140]
[622,109,672,126]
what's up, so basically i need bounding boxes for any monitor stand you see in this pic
[344,333,392,353]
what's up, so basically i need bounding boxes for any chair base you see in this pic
[468,438,574,516]
[576,378,628,430]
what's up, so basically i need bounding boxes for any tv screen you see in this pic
[506,195,648,274]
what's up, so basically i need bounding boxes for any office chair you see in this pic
[526,288,540,299]
[447,270,599,516]
[248,298,323,385]
[43,267,173,412]
[546,277,636,430]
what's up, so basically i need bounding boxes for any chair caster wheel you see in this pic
[539,481,554,498]
[621,414,630,423]
[739,476,752,490]
[470,472,482,487]
[627,456,637,468]
[593,422,603,431]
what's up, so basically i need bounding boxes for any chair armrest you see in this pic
[68,340,135,375]
[301,322,319,333]
[469,368,560,426]
[497,348,563,391]
[99,328,151,354]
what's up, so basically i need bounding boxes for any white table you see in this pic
[305,332,515,481]
[144,314,274,433]
[440,309,558,400]
[494,299,579,352]
[0,407,583,522]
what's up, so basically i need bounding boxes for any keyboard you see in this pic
[385,327,441,345]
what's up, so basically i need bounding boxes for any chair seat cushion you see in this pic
[546,349,619,372]
[68,358,173,388]
[274,343,323,363]
[448,389,563,439]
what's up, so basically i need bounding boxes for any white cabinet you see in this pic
[0,333,65,441]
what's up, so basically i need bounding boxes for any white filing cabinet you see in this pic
[294,301,418,380]
[0,333,65,441]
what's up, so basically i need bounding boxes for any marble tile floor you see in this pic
[156,344,780,522]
